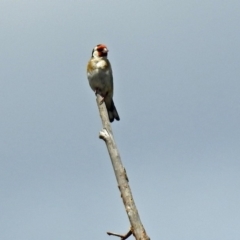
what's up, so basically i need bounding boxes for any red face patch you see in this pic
[97,44,108,57]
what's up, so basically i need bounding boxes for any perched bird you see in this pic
[87,44,120,122]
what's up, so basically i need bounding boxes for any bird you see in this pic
[87,44,120,122]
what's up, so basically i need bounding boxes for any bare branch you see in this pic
[107,228,132,239]
[96,95,150,240]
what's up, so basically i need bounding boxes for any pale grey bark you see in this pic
[96,95,150,240]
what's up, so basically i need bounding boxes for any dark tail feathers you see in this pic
[108,99,120,122]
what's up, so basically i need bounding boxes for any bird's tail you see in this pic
[107,99,120,122]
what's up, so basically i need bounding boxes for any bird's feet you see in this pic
[95,89,107,105]
[99,97,105,105]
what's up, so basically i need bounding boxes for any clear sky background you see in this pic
[1,1,240,240]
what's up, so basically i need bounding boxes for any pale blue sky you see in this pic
[1,1,240,239]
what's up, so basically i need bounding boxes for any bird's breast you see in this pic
[96,59,109,69]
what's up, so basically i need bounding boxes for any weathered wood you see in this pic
[96,95,150,240]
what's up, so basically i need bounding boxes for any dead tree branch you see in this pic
[96,95,150,240]
[107,228,132,239]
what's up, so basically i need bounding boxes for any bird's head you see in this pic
[92,44,108,58]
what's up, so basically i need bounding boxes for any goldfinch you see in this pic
[87,44,120,122]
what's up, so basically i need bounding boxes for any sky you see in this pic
[1,1,240,239]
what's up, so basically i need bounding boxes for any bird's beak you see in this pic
[103,48,108,53]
